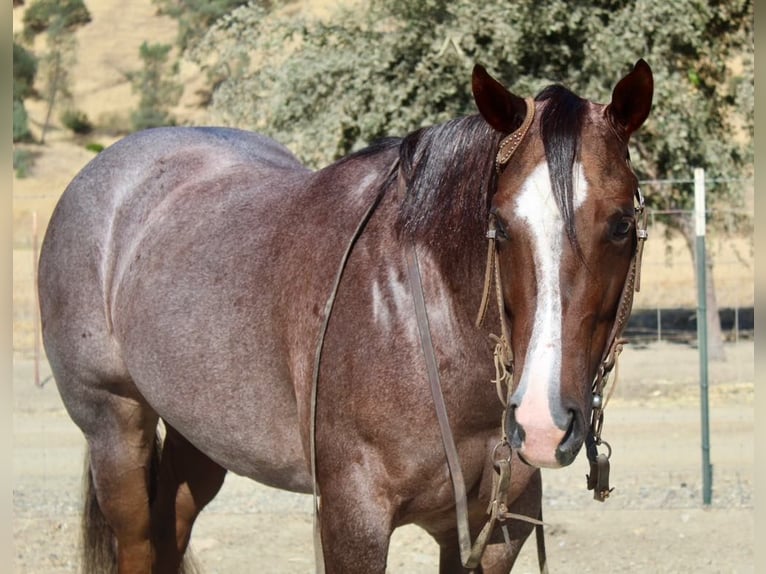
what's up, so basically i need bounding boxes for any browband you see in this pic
[495,97,536,172]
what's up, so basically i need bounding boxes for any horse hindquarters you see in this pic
[39,205,225,574]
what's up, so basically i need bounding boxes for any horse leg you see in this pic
[435,532,471,574]
[83,392,160,574]
[435,519,535,574]
[317,469,394,574]
[478,467,543,574]
[435,468,543,574]
[151,423,227,573]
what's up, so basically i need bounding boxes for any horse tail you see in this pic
[80,433,201,574]
[80,435,164,574]
[81,448,118,574]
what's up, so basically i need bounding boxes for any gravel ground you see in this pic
[13,341,754,573]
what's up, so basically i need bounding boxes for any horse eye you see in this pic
[490,208,510,240]
[613,218,633,239]
[495,217,510,240]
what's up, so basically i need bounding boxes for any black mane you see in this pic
[536,84,587,249]
[383,86,587,259]
[395,114,500,257]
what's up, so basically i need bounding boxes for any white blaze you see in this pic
[511,161,588,466]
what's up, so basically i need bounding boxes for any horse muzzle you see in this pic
[505,402,586,468]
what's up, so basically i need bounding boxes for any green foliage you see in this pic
[60,108,93,134]
[13,100,33,143]
[24,0,89,144]
[22,0,91,41]
[153,0,269,52]
[13,148,36,178]
[13,41,38,101]
[13,41,38,143]
[127,42,183,131]
[194,0,753,226]
[85,142,105,153]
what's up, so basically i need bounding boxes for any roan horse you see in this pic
[38,59,652,573]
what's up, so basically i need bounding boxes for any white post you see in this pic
[694,167,712,505]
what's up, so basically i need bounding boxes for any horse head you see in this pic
[472,60,653,468]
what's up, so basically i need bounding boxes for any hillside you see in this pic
[11,0,754,324]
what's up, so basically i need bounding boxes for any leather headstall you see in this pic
[586,185,648,501]
[496,97,536,174]
[483,105,649,502]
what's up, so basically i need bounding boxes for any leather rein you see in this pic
[309,99,647,572]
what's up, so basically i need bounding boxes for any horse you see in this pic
[37,59,653,573]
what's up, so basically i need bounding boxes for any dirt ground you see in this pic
[12,340,753,573]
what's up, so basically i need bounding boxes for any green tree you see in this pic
[13,41,38,142]
[153,0,273,52]
[13,41,37,101]
[21,0,92,144]
[127,42,183,131]
[194,0,753,358]
[22,0,91,41]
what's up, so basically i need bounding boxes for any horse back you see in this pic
[39,127,308,456]
[38,126,393,486]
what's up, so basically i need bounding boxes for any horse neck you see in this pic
[394,114,499,314]
[397,203,501,415]
[420,234,488,324]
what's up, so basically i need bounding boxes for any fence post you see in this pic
[656,307,662,343]
[694,168,713,505]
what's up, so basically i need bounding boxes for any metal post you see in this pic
[694,168,713,505]
[656,307,662,343]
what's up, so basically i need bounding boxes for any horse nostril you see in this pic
[556,410,585,467]
[504,405,525,450]
[560,411,576,442]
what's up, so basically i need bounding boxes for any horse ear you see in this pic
[472,64,528,134]
[607,59,654,137]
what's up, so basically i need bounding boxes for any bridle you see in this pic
[476,184,648,504]
[585,183,647,500]
[477,101,649,504]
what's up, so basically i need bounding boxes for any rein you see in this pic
[309,178,390,574]
[405,242,547,572]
